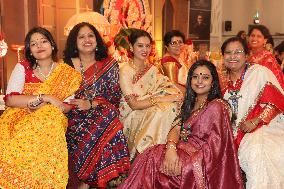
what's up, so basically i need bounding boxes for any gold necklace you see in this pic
[37,62,54,80]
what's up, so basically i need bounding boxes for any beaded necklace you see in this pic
[180,98,208,142]
[227,63,249,136]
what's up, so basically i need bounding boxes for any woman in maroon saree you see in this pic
[63,22,130,189]
[118,60,244,189]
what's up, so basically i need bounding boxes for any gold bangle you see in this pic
[166,144,177,151]
[149,96,157,106]
[167,139,177,145]
[250,121,257,127]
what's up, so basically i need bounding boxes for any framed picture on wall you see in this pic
[189,10,211,40]
[190,0,211,10]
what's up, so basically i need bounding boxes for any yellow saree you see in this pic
[0,63,81,188]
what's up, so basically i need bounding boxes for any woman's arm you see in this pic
[127,94,183,110]
[160,125,182,176]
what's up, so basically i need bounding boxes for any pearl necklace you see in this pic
[37,62,55,80]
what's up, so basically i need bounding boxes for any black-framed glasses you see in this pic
[224,49,244,56]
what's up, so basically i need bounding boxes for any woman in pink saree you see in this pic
[118,60,244,189]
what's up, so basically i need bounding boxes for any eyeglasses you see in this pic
[169,40,184,46]
[224,49,244,56]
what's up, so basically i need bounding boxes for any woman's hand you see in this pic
[69,99,91,110]
[160,148,182,176]
[42,95,66,111]
[158,94,183,103]
[240,118,260,133]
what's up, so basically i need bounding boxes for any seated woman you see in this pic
[161,30,187,93]
[222,37,284,188]
[118,60,244,189]
[63,22,130,189]
[0,27,81,188]
[119,29,183,160]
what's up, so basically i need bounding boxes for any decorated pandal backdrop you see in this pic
[63,0,222,76]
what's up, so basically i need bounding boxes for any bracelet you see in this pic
[166,144,177,151]
[250,120,257,127]
[27,94,44,108]
[167,139,177,145]
[149,96,157,106]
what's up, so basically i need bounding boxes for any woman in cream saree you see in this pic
[120,62,182,160]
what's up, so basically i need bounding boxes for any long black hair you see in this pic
[24,27,58,68]
[181,60,222,123]
[63,22,108,66]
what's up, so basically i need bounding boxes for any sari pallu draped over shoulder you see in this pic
[119,63,181,160]
[118,99,244,189]
[66,57,130,188]
[0,61,82,189]
[223,64,284,189]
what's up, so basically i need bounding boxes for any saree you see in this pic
[119,62,181,160]
[223,64,284,189]
[66,57,130,188]
[0,61,82,188]
[118,99,244,189]
[161,55,188,86]
[247,49,284,89]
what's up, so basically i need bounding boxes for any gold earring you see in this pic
[129,46,133,52]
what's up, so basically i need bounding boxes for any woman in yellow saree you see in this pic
[0,27,81,188]
[119,29,183,160]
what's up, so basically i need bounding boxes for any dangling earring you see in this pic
[74,49,78,53]
[95,46,98,52]
[51,46,54,50]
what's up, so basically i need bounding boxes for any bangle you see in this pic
[149,96,157,106]
[27,94,44,108]
[166,144,177,151]
[167,139,177,145]
[250,121,257,127]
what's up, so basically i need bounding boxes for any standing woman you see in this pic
[222,37,284,188]
[247,24,284,88]
[0,27,82,188]
[161,30,187,93]
[119,29,183,160]
[63,22,130,189]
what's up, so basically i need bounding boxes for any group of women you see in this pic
[0,22,283,189]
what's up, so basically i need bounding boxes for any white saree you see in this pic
[224,64,284,189]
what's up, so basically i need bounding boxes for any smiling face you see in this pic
[132,36,152,62]
[29,32,52,61]
[191,65,213,98]
[249,29,267,51]
[76,25,97,54]
[223,41,247,73]
[166,36,184,57]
